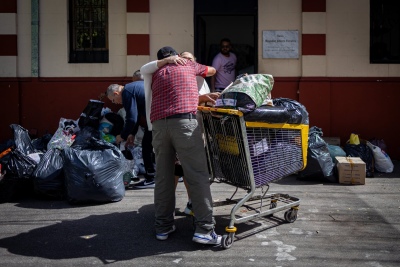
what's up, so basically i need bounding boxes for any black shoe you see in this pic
[133,179,155,189]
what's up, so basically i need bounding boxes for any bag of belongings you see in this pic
[215,74,274,113]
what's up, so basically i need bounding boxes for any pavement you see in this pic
[0,161,399,267]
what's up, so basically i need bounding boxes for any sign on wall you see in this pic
[262,30,299,59]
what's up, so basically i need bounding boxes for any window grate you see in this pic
[69,0,109,63]
[370,0,400,64]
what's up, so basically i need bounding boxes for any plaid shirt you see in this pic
[150,61,208,122]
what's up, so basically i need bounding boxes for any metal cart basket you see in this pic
[198,106,309,249]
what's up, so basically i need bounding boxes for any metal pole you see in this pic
[31,0,39,77]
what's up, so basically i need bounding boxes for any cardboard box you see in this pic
[322,137,341,146]
[336,157,366,185]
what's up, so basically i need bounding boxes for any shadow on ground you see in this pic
[0,195,293,264]
[0,203,228,264]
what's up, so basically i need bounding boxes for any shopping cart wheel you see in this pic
[222,233,235,249]
[284,209,298,223]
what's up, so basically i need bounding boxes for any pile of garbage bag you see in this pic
[0,99,145,204]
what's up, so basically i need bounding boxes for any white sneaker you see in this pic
[178,177,184,182]
[156,225,176,241]
[192,230,221,245]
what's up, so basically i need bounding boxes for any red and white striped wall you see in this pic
[0,0,17,77]
[301,0,326,76]
[126,0,150,74]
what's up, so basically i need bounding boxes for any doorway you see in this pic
[194,0,258,76]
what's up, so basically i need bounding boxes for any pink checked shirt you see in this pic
[150,62,208,122]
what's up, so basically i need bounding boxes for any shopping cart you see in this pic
[198,106,308,249]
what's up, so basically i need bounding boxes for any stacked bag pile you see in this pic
[0,100,131,204]
[298,130,394,183]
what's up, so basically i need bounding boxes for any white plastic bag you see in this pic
[47,118,78,150]
[366,141,393,173]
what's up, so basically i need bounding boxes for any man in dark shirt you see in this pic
[141,46,221,245]
[106,81,155,188]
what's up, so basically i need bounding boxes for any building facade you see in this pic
[1,0,399,159]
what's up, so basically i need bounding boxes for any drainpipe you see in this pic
[31,0,39,77]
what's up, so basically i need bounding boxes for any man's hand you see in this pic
[157,55,187,68]
[115,135,124,145]
[166,55,187,66]
[126,134,135,147]
[198,92,221,105]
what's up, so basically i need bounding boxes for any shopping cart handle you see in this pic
[197,106,244,117]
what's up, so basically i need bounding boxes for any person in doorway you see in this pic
[106,82,155,189]
[140,46,222,245]
[210,38,237,93]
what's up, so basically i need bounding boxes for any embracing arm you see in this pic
[140,56,187,130]
[206,66,216,77]
[140,55,187,75]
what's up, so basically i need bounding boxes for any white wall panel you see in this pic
[0,57,17,77]
[302,12,326,34]
[0,14,17,34]
[302,56,326,76]
[149,0,193,60]
[17,34,31,77]
[127,55,150,76]
[127,13,149,34]
[258,59,301,77]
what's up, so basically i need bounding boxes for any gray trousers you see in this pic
[152,117,215,235]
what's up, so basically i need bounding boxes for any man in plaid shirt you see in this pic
[141,46,222,245]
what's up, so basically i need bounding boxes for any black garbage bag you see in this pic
[10,124,36,155]
[104,112,124,136]
[244,105,291,123]
[298,126,336,182]
[32,133,53,153]
[72,126,101,148]
[5,148,37,179]
[0,176,17,203]
[0,126,38,202]
[273,98,309,124]
[78,100,104,130]
[32,148,65,199]
[63,137,125,204]
[0,175,34,203]
[343,143,374,177]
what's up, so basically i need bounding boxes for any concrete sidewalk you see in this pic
[0,161,399,266]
